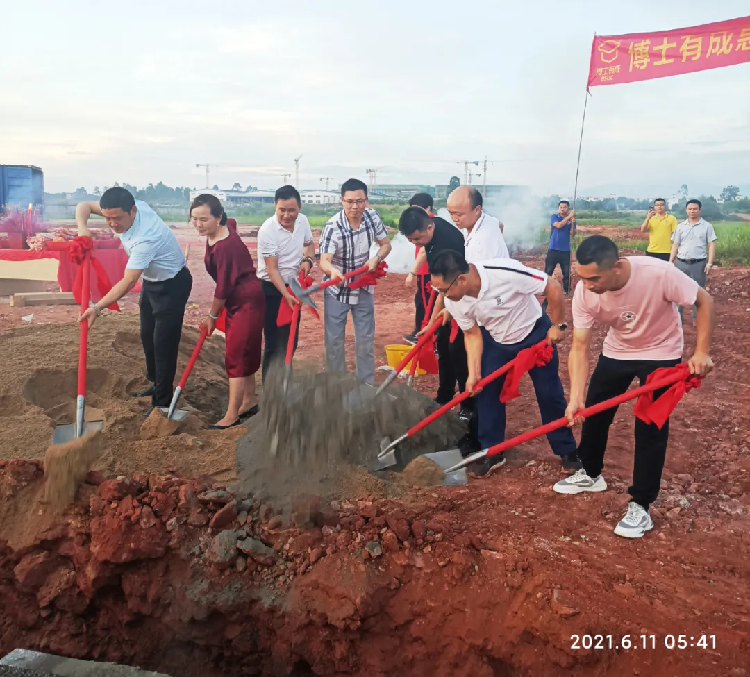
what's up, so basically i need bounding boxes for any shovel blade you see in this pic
[162,407,189,421]
[52,420,104,446]
[290,278,318,309]
[423,448,468,485]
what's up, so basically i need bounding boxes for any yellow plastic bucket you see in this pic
[384,344,426,376]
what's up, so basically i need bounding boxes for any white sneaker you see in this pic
[614,502,653,539]
[552,468,607,494]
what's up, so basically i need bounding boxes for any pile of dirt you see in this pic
[0,315,239,482]
[0,459,748,677]
[240,368,466,507]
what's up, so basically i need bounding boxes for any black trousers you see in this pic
[435,323,473,412]
[413,274,431,335]
[544,249,571,293]
[140,266,193,407]
[578,354,680,509]
[261,280,301,383]
[646,252,671,261]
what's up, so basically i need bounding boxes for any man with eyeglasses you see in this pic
[430,249,579,476]
[319,178,391,384]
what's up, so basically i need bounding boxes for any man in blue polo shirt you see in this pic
[545,200,576,296]
[76,187,192,412]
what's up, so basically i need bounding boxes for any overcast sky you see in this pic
[2,0,748,196]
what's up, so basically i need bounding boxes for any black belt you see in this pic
[677,257,707,264]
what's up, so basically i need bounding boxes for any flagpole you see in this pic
[572,88,591,214]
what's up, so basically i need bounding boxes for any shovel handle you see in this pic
[178,326,208,390]
[446,370,692,474]
[407,339,549,438]
[284,273,306,367]
[305,264,371,296]
[78,251,91,398]
[398,315,442,375]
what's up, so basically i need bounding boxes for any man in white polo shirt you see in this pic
[430,249,579,475]
[446,186,508,262]
[257,185,315,382]
[76,187,192,412]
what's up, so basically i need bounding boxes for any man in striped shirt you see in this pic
[319,178,391,384]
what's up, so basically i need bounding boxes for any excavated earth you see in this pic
[0,248,748,676]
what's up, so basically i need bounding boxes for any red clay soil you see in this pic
[0,226,749,675]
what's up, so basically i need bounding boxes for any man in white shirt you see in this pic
[76,187,191,412]
[430,249,578,475]
[446,186,508,262]
[257,185,315,382]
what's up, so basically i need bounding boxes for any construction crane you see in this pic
[195,163,219,189]
[319,177,333,190]
[366,167,384,193]
[294,155,303,188]
[281,172,292,184]
[459,160,480,186]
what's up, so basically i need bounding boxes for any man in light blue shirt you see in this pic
[77,187,192,411]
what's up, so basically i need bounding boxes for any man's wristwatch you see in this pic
[208,312,219,320]
[556,323,568,330]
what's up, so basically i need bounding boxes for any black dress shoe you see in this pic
[210,419,241,430]
[131,384,155,398]
[238,404,260,421]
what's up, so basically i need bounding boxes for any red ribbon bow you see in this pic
[347,261,388,289]
[69,236,119,312]
[632,364,702,429]
[276,272,320,326]
[499,343,554,403]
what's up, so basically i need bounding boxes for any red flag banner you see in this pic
[588,16,750,88]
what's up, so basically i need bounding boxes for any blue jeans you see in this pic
[477,316,576,456]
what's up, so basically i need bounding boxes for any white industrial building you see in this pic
[299,190,339,205]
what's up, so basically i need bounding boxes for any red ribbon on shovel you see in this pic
[69,236,119,311]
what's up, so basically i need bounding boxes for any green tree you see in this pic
[449,176,460,192]
[232,182,242,191]
[720,185,740,201]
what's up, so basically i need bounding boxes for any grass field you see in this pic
[590,221,750,266]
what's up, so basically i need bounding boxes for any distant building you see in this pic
[299,190,339,205]
[434,184,527,200]
[370,184,434,199]
[189,189,276,204]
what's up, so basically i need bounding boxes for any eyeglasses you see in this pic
[431,276,459,295]
[342,199,367,207]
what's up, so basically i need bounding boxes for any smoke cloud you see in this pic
[371,232,415,274]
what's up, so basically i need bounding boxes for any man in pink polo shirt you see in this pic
[553,236,714,539]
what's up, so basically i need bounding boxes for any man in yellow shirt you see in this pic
[640,198,677,261]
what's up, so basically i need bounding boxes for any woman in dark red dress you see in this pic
[191,195,265,429]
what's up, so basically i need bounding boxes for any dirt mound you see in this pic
[400,455,445,487]
[0,315,234,481]
[238,369,465,508]
[0,460,747,677]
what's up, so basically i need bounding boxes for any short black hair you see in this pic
[576,235,619,269]
[190,193,227,226]
[559,200,570,206]
[467,186,483,209]
[340,178,368,197]
[275,185,301,205]
[430,249,469,279]
[100,187,135,212]
[409,192,433,210]
[399,207,432,236]
[686,198,702,209]
[653,198,666,204]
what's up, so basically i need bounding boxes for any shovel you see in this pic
[290,263,370,310]
[376,339,550,470]
[166,326,208,420]
[268,283,305,456]
[52,251,104,445]
[444,369,699,475]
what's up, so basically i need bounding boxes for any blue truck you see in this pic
[0,165,44,215]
